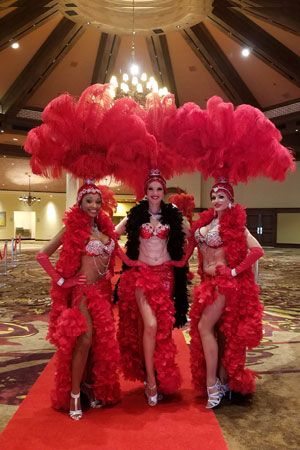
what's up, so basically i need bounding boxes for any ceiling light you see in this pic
[13,138,18,141]
[241,48,251,58]
[11,42,20,49]
[109,0,169,106]
[0,130,4,133]
[18,174,41,206]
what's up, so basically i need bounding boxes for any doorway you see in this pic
[246,209,276,246]
[14,211,36,239]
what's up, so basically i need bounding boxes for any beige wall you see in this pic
[168,172,202,207]
[0,191,66,240]
[277,213,300,244]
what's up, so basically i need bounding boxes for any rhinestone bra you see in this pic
[85,238,115,257]
[194,228,223,249]
[140,223,170,240]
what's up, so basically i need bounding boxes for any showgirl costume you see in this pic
[117,199,189,394]
[188,205,263,396]
[48,204,121,410]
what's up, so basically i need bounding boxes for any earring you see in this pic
[228,202,232,209]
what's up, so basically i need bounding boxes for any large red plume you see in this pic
[24,84,156,191]
[172,96,295,184]
[168,192,195,224]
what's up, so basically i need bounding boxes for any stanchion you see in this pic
[0,241,8,284]
[18,235,22,255]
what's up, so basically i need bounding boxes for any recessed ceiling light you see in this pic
[0,130,4,133]
[241,48,251,57]
[13,138,18,141]
[11,42,20,49]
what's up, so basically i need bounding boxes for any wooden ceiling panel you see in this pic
[1,18,84,117]
[0,15,61,99]
[205,21,300,108]
[27,26,100,108]
[242,12,300,57]
[209,2,300,86]
[166,31,230,106]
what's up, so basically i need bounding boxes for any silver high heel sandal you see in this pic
[69,392,83,420]
[206,378,223,409]
[144,381,158,407]
[81,382,104,409]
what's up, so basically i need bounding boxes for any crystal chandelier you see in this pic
[18,174,41,206]
[109,0,169,106]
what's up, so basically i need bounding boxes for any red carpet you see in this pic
[0,330,227,450]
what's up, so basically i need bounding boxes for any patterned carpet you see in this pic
[0,244,299,448]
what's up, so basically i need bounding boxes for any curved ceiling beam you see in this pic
[182,23,260,107]
[209,2,300,86]
[146,34,179,106]
[0,1,59,51]
[238,0,300,35]
[0,17,84,118]
[91,32,120,84]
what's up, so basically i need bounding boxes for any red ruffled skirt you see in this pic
[190,272,263,396]
[48,278,121,410]
[118,264,181,394]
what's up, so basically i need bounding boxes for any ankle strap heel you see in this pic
[70,392,83,420]
[206,378,223,409]
[144,381,158,407]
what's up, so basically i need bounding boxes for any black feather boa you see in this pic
[124,200,189,328]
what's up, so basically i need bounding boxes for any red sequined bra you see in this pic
[85,238,115,257]
[194,228,223,249]
[140,223,170,240]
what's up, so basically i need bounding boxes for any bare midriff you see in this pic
[138,236,170,266]
[199,243,227,276]
[78,253,110,284]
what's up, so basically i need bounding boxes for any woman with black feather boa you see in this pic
[115,170,189,406]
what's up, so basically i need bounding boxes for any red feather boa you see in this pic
[189,204,263,395]
[47,206,120,410]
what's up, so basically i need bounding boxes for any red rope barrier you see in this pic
[0,242,7,260]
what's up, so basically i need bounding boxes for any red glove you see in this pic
[36,252,62,285]
[36,252,87,287]
[62,274,86,288]
[166,260,186,268]
[167,238,196,268]
[234,247,264,276]
[217,247,264,277]
[216,265,231,277]
[117,246,147,268]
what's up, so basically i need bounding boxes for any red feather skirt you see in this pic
[118,264,181,394]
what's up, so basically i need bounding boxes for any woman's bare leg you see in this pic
[70,298,93,412]
[136,288,157,387]
[198,292,225,387]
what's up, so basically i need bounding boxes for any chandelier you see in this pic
[109,0,169,106]
[18,174,41,206]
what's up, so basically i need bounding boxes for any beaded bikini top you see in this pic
[194,227,223,249]
[140,223,170,240]
[85,238,115,257]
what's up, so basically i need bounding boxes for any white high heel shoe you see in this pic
[69,392,82,420]
[206,378,223,409]
[144,381,158,407]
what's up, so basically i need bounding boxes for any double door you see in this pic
[246,209,276,246]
